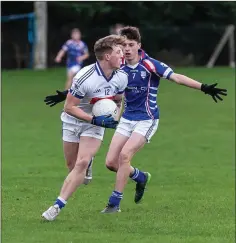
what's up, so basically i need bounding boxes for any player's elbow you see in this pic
[64,106,70,114]
[64,103,73,115]
[170,73,184,84]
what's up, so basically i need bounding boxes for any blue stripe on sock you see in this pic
[109,191,123,206]
[130,168,146,183]
[54,198,66,209]
[130,168,139,179]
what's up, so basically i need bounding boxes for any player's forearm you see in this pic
[56,50,65,59]
[78,53,89,62]
[170,73,202,90]
[116,101,123,121]
[64,105,92,123]
[113,94,123,120]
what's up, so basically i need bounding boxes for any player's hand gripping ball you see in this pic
[92,99,118,120]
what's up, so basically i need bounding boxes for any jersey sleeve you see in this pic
[62,40,70,52]
[81,42,89,54]
[144,58,174,80]
[69,72,88,99]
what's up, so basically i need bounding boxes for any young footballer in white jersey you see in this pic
[42,35,129,221]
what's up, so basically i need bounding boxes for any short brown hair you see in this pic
[94,35,126,60]
[71,28,80,34]
[120,26,141,43]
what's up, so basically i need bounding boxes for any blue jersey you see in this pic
[62,39,88,68]
[121,50,174,121]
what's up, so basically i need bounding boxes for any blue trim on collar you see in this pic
[95,62,103,76]
[95,61,115,82]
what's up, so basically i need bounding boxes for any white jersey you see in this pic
[61,62,128,124]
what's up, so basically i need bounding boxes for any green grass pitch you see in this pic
[2,67,235,243]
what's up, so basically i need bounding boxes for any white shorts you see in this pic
[116,117,159,143]
[62,121,105,143]
[67,65,81,75]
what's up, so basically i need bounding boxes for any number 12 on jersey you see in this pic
[105,88,110,95]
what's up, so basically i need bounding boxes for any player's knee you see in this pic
[74,157,90,172]
[105,158,118,172]
[67,162,74,172]
[119,151,130,164]
[66,159,76,172]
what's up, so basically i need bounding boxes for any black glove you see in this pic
[44,90,68,107]
[201,83,227,103]
[91,115,118,129]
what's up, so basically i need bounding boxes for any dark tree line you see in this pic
[2,1,236,28]
[2,2,236,68]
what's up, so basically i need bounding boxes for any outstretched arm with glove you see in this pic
[142,58,227,103]
[169,73,227,103]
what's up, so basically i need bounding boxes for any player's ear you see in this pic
[138,42,141,49]
[105,53,110,61]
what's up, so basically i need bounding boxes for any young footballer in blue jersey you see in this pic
[101,26,227,213]
[55,28,89,90]
[44,26,227,214]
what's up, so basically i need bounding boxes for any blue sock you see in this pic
[108,191,123,206]
[54,196,67,209]
[130,168,146,183]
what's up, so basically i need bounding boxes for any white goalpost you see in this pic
[34,1,47,70]
[206,24,235,68]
